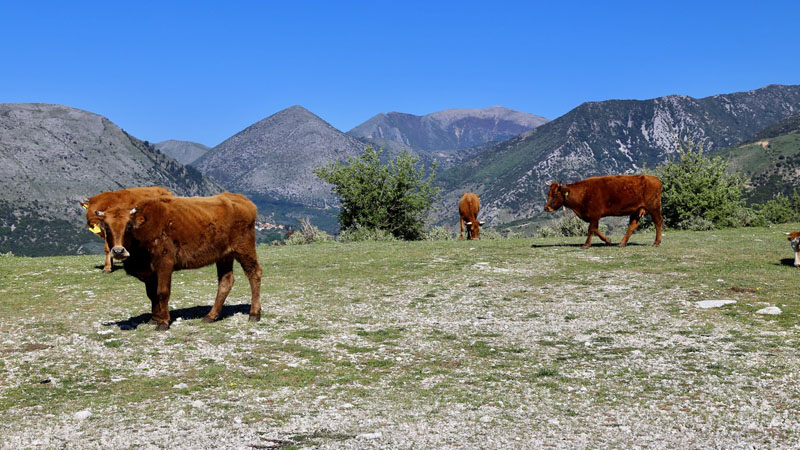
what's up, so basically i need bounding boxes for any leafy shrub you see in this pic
[479,229,506,240]
[649,142,747,229]
[675,216,715,231]
[537,214,603,238]
[755,191,800,224]
[314,146,440,240]
[424,226,455,241]
[338,225,397,243]
[285,217,333,245]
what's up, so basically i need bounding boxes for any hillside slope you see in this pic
[715,112,800,203]
[435,84,800,225]
[0,103,221,256]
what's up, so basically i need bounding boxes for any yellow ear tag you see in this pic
[564,191,569,197]
[81,203,89,210]
[89,224,102,234]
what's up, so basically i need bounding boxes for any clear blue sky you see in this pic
[2,1,798,147]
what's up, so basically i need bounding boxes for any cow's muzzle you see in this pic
[111,246,130,260]
[544,206,554,212]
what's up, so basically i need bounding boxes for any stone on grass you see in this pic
[75,410,92,420]
[695,300,736,309]
[173,383,188,389]
[756,306,782,315]
[357,432,382,440]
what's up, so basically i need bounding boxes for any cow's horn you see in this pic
[95,210,105,216]
[465,221,472,226]
[784,232,791,235]
[479,221,485,225]
[130,207,137,214]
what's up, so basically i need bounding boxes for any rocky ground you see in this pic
[2,228,799,449]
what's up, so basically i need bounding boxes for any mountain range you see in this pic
[348,106,548,167]
[2,84,800,256]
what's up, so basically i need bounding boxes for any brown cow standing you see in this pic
[458,192,485,240]
[544,175,663,248]
[97,192,262,331]
[81,186,173,273]
[786,231,800,267]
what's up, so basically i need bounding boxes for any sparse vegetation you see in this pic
[2,226,800,447]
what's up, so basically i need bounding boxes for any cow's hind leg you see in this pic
[204,256,235,323]
[620,211,643,247]
[459,217,465,240]
[235,252,262,322]
[651,208,663,246]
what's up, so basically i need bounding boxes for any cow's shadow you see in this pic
[104,304,252,330]
[777,258,799,268]
[93,264,124,273]
[530,242,646,248]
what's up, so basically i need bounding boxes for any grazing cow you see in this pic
[97,193,262,331]
[543,174,663,248]
[81,186,173,273]
[458,192,485,240]
[786,232,800,267]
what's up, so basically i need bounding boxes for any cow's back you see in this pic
[141,193,257,269]
[575,175,660,216]
[458,193,480,221]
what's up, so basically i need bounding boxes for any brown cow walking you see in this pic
[81,186,173,273]
[458,193,485,240]
[97,192,262,330]
[544,175,663,248]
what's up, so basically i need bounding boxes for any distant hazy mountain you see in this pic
[0,103,221,256]
[435,84,800,226]
[192,106,369,227]
[155,139,210,165]
[348,106,549,166]
[716,112,800,203]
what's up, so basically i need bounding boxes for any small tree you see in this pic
[314,146,440,240]
[649,142,746,229]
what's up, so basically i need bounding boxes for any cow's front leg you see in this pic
[458,217,465,240]
[102,241,113,273]
[144,276,162,325]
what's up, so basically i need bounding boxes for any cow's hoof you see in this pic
[201,316,215,324]
[155,323,169,331]
[249,314,261,322]
[102,269,112,274]
[619,242,627,247]
[582,244,591,249]
[147,318,157,325]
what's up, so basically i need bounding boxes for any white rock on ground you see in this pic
[756,306,782,315]
[695,299,736,309]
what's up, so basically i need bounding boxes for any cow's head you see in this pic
[97,201,165,261]
[81,200,105,236]
[544,182,569,212]
[465,220,486,240]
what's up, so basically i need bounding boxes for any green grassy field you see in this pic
[2,226,800,448]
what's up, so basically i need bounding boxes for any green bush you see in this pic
[479,229,506,240]
[424,226,455,241]
[755,191,800,224]
[649,142,747,229]
[338,225,397,243]
[314,146,440,240]
[537,214,603,238]
[285,217,334,245]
